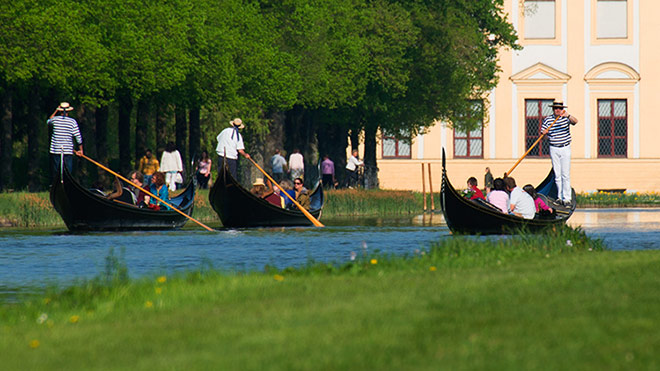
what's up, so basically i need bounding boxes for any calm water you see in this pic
[0,209,658,299]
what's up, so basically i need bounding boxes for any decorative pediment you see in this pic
[585,62,639,85]
[510,63,571,85]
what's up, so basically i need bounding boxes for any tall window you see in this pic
[597,0,627,39]
[382,132,411,159]
[525,99,553,157]
[598,99,627,157]
[453,101,484,158]
[524,0,556,39]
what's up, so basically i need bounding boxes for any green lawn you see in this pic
[2,228,659,370]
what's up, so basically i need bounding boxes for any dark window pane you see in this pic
[598,119,611,137]
[614,118,627,136]
[599,139,611,156]
[541,140,550,156]
[614,138,627,156]
[526,119,539,136]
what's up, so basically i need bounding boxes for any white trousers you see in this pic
[549,145,571,202]
[165,171,178,192]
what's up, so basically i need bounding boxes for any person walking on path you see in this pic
[541,101,578,206]
[270,149,287,183]
[484,167,494,194]
[215,118,250,179]
[47,102,83,178]
[160,142,183,192]
[345,149,364,188]
[288,149,304,180]
[138,148,159,186]
[321,155,335,189]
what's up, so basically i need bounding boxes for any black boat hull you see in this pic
[50,167,195,231]
[208,163,323,228]
[440,150,575,234]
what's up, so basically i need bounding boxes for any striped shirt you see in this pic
[48,115,83,154]
[541,114,572,147]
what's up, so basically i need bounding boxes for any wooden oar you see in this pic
[505,115,561,177]
[80,154,215,232]
[247,157,324,227]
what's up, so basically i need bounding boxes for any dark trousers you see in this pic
[50,154,74,181]
[218,156,238,180]
[272,172,284,183]
[322,174,334,189]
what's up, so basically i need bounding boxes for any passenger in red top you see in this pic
[466,177,485,200]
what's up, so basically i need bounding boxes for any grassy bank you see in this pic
[1,189,659,228]
[2,227,660,369]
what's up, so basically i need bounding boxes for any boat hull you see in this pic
[50,167,195,231]
[209,164,323,228]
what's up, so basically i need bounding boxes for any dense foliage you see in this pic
[0,0,518,191]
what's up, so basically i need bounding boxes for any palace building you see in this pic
[374,0,660,193]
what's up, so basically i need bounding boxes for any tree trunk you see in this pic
[317,120,347,188]
[76,104,96,183]
[135,98,150,166]
[363,123,379,189]
[95,105,109,184]
[117,91,133,176]
[0,89,12,191]
[175,104,187,170]
[26,84,42,191]
[188,106,200,163]
[155,102,168,158]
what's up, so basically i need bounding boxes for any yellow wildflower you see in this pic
[273,274,284,282]
[29,340,40,349]
[157,276,167,284]
[370,259,378,265]
[145,301,153,308]
[69,315,80,324]
[429,266,437,271]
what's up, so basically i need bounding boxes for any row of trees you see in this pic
[0,0,518,191]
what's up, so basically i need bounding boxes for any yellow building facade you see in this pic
[376,0,660,193]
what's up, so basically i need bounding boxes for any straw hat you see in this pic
[230,117,245,129]
[549,101,567,109]
[57,102,74,112]
[252,178,265,186]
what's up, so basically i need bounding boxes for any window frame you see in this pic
[520,0,561,46]
[591,0,633,45]
[597,99,628,158]
[381,134,412,159]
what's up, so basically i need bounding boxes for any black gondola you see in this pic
[50,166,195,231]
[208,161,324,228]
[440,149,575,234]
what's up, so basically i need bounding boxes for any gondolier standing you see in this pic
[48,102,83,179]
[215,117,250,179]
[541,101,578,206]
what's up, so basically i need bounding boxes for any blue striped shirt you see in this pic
[48,115,83,154]
[542,114,572,147]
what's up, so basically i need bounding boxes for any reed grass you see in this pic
[577,191,660,208]
[1,188,658,228]
[3,227,660,370]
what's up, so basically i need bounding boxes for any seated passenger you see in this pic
[504,177,535,219]
[523,184,554,216]
[91,178,123,201]
[128,170,150,207]
[292,177,311,210]
[250,178,269,197]
[486,178,509,213]
[148,171,171,210]
[465,177,485,200]
[280,179,296,207]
